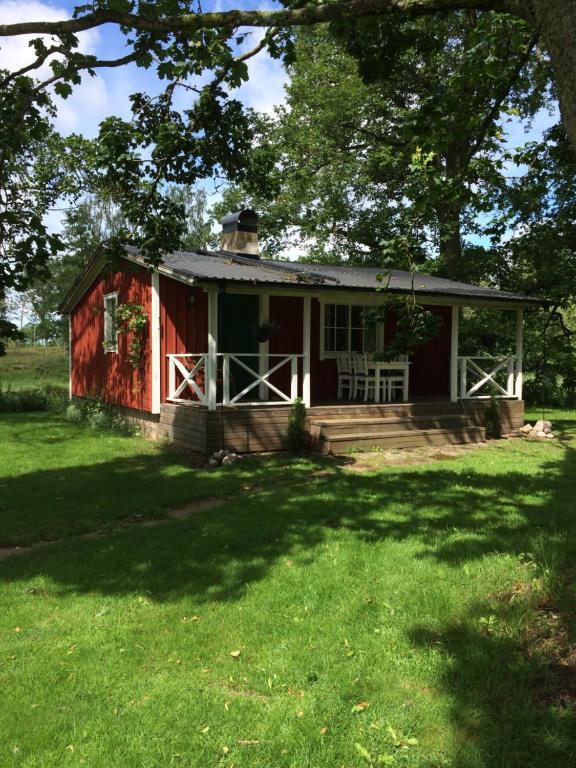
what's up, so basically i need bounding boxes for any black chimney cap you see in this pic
[220,209,259,234]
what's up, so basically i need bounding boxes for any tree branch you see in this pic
[464,32,539,167]
[0,0,528,40]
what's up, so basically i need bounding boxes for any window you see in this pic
[323,303,377,356]
[103,292,118,352]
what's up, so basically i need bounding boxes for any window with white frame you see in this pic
[323,303,377,356]
[103,292,118,352]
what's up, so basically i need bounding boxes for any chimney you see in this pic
[220,209,259,259]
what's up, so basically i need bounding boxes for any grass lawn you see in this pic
[1,412,575,767]
[0,347,68,391]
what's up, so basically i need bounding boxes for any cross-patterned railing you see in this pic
[167,353,208,405]
[167,352,302,406]
[458,355,518,399]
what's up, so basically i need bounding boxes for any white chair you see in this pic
[386,375,405,402]
[378,355,409,402]
[353,354,377,401]
[336,355,354,400]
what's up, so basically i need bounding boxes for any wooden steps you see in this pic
[309,412,486,454]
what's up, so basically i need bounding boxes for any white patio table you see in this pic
[367,360,411,403]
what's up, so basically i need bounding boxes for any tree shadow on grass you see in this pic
[1,431,575,765]
[0,435,574,602]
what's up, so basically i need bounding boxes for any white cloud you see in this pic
[0,1,100,74]
[229,27,288,115]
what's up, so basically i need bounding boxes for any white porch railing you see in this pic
[458,355,519,399]
[167,353,208,405]
[167,353,303,406]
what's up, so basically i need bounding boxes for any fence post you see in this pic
[459,357,467,399]
[222,354,230,405]
[515,309,524,400]
[507,357,515,397]
[168,356,175,400]
[290,356,298,401]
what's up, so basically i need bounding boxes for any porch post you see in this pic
[150,271,161,414]
[302,295,312,407]
[207,287,219,411]
[515,308,524,400]
[450,305,460,403]
[258,294,270,401]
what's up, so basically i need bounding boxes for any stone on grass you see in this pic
[521,423,533,434]
[546,433,555,439]
[208,458,220,468]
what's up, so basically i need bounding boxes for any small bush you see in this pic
[65,402,84,422]
[65,396,138,436]
[285,398,309,453]
[485,395,502,439]
[0,384,68,413]
[0,386,49,412]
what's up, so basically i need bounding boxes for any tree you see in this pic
[216,18,549,271]
[0,1,575,146]
[0,0,574,290]
[165,186,213,251]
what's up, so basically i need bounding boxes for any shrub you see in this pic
[65,402,84,422]
[0,386,49,412]
[485,395,502,439]
[285,397,309,453]
[0,384,68,413]
[65,396,138,436]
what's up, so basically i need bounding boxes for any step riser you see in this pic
[315,418,482,437]
[322,430,485,455]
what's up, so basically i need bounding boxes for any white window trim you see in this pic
[103,291,119,353]
[319,298,384,360]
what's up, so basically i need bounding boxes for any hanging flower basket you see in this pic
[252,318,279,343]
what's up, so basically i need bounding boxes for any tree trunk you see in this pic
[437,202,463,276]
[529,0,576,149]
[436,148,463,276]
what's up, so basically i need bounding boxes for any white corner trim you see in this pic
[103,291,119,353]
[303,295,312,407]
[151,272,161,414]
[68,315,73,400]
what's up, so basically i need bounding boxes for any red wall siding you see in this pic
[159,277,208,403]
[71,266,152,410]
[409,306,452,397]
[310,298,338,401]
[269,296,304,395]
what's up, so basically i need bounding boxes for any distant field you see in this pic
[0,347,68,391]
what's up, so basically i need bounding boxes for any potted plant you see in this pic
[251,318,279,343]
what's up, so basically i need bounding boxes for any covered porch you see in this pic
[163,288,526,410]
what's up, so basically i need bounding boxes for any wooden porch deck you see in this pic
[156,398,524,455]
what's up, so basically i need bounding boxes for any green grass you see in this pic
[1,413,575,767]
[0,347,68,391]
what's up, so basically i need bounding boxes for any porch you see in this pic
[158,288,527,454]
[156,397,525,454]
[163,291,525,410]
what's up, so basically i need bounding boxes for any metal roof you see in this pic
[124,246,543,306]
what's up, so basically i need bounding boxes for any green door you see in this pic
[219,294,260,400]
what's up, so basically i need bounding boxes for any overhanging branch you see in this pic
[0,0,527,40]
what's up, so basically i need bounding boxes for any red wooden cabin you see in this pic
[61,210,541,454]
